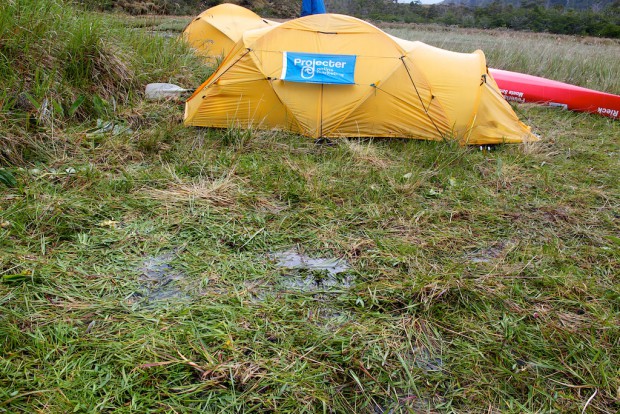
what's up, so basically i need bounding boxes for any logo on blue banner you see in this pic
[281,52,356,85]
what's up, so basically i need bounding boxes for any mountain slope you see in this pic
[442,0,616,11]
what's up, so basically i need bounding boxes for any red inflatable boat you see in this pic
[489,68,620,120]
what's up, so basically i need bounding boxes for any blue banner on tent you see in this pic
[281,52,356,85]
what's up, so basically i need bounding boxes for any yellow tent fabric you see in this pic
[184,14,538,145]
[183,3,276,63]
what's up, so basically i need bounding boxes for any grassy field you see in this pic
[1,2,619,413]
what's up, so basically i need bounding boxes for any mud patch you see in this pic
[238,249,358,328]
[270,249,353,293]
[467,240,512,263]
[133,251,191,305]
[411,347,444,373]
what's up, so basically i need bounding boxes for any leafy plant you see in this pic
[0,170,17,187]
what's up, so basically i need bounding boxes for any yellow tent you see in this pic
[184,14,537,145]
[183,3,276,62]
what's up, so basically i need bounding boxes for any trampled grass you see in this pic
[1,3,619,413]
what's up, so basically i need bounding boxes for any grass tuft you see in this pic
[146,165,242,208]
[0,0,211,165]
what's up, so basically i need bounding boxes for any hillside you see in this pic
[94,0,619,15]
[443,0,616,11]
[85,0,620,37]
[85,0,301,17]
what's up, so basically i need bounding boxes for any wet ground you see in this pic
[467,240,512,263]
[132,251,191,306]
[132,247,355,306]
[270,249,354,292]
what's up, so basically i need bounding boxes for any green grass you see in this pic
[1,2,619,413]
[0,0,211,165]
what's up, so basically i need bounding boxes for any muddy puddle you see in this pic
[411,347,444,373]
[129,248,355,326]
[238,249,357,327]
[270,249,354,293]
[132,251,191,306]
[467,240,512,263]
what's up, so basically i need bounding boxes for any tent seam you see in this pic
[247,48,308,135]
[399,56,446,140]
[321,61,404,137]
